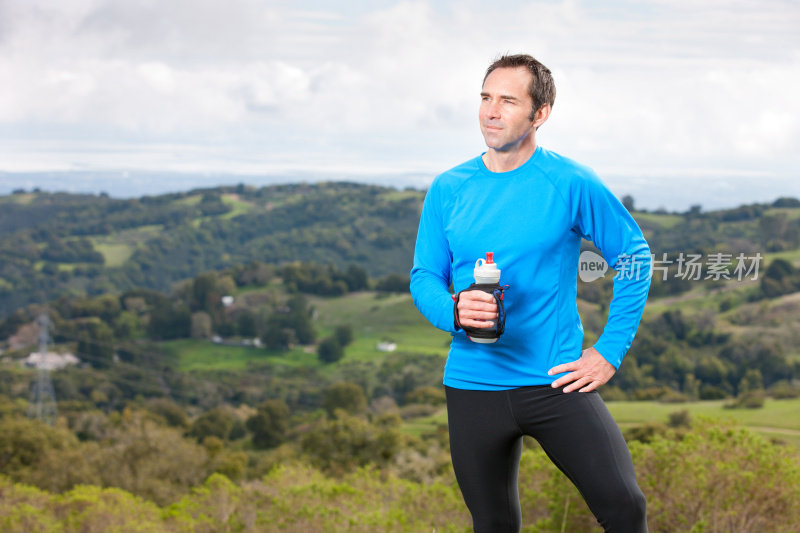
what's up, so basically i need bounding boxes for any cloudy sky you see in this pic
[1,0,798,209]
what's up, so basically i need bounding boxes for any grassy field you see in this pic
[406,398,800,446]
[163,338,320,372]
[641,280,759,317]
[310,291,451,361]
[766,247,800,266]
[764,206,800,220]
[632,211,684,229]
[90,225,163,267]
[166,291,449,374]
[607,397,800,446]
[220,193,255,219]
[93,242,135,267]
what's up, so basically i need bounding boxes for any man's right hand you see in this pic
[456,290,498,329]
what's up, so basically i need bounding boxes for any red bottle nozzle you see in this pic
[486,252,494,264]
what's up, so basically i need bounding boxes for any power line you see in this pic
[27,312,58,425]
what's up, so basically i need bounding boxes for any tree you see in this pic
[191,272,219,313]
[77,318,115,369]
[737,368,764,396]
[246,399,290,449]
[147,304,191,340]
[322,382,366,416]
[375,273,410,293]
[146,399,188,428]
[343,264,368,291]
[760,258,799,297]
[405,386,446,405]
[318,336,344,364]
[772,196,800,208]
[262,294,316,349]
[334,325,354,347]
[261,324,296,350]
[191,311,212,338]
[235,310,258,338]
[189,408,236,442]
[287,295,316,344]
[621,195,635,212]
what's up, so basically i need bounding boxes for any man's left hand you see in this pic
[548,347,616,393]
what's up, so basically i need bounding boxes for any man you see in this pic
[409,54,651,532]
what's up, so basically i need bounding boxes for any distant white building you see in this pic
[22,351,80,370]
[376,341,397,352]
[221,295,235,307]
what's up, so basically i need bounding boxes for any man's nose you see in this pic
[486,101,501,118]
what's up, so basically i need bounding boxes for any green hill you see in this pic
[3,184,800,319]
[0,183,424,317]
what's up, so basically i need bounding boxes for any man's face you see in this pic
[479,67,536,152]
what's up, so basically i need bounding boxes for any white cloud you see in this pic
[0,0,798,206]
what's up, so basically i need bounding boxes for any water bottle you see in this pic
[468,252,504,344]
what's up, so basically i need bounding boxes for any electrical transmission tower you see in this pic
[27,312,58,425]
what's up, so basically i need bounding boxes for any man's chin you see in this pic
[482,136,508,151]
[485,143,514,152]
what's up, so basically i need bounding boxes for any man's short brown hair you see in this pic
[484,54,556,121]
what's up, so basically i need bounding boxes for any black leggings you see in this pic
[446,385,648,533]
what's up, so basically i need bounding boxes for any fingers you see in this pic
[459,318,495,329]
[549,359,598,392]
[548,361,578,376]
[460,290,496,304]
[457,290,497,326]
[549,372,576,389]
[562,376,593,393]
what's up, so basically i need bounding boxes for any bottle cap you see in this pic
[474,252,501,283]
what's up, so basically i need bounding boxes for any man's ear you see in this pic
[532,103,551,129]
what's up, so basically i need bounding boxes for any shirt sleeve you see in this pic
[572,170,652,368]
[409,180,458,333]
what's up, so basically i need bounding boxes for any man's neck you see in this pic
[482,141,537,173]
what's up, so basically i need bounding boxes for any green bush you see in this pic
[2,417,799,532]
[632,419,800,532]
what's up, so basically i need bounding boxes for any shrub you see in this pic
[667,409,691,428]
[632,419,800,532]
[768,380,800,399]
[300,412,402,475]
[723,391,765,409]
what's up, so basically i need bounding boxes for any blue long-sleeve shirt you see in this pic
[410,146,651,390]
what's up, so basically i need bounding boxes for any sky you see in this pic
[1,0,799,211]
